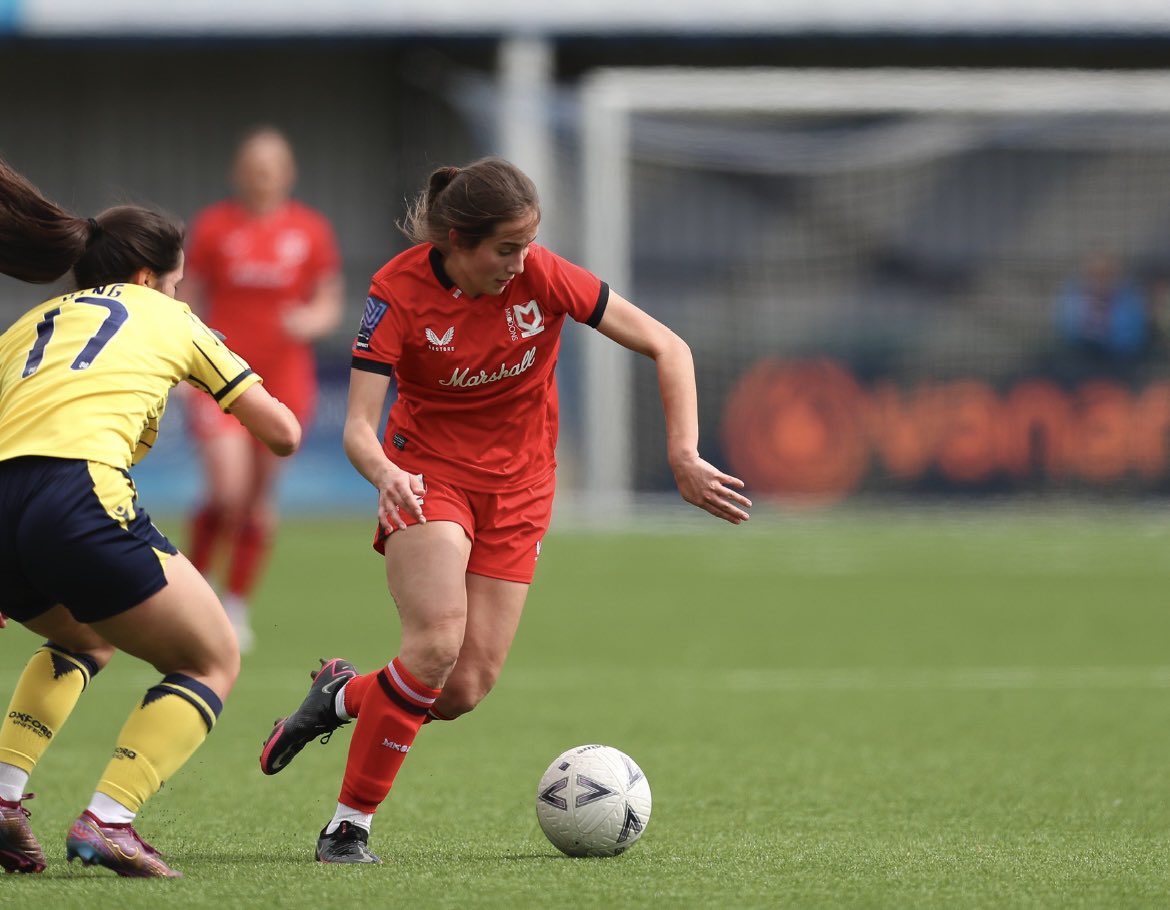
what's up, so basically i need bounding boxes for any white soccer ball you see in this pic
[535,744,652,857]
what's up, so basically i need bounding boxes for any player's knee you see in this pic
[437,672,497,718]
[86,641,117,670]
[402,624,464,684]
[156,640,239,700]
[434,691,480,720]
[214,499,249,527]
[213,639,242,694]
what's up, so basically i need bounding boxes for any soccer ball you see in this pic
[535,744,652,857]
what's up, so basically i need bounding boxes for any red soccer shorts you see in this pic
[373,472,555,584]
[186,365,315,443]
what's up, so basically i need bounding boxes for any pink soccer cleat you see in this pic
[65,810,182,878]
[0,793,46,874]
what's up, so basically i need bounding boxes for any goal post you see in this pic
[578,68,1170,512]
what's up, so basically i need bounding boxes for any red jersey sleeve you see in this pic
[351,283,398,375]
[530,245,609,327]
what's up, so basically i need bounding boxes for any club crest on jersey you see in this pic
[356,296,389,352]
[425,326,456,352]
[512,300,545,338]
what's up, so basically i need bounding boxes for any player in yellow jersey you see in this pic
[0,157,301,878]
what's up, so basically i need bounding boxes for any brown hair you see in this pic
[399,157,540,249]
[0,157,183,288]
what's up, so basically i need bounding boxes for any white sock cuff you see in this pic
[0,762,30,803]
[325,802,373,835]
[88,791,136,825]
[334,683,352,722]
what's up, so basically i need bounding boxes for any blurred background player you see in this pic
[183,126,343,651]
[259,157,751,863]
[0,158,300,877]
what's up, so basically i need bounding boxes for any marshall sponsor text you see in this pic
[439,346,537,389]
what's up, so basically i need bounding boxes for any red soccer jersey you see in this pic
[185,199,340,376]
[352,243,609,492]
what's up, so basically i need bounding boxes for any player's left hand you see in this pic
[671,454,751,524]
[282,305,322,341]
[0,611,7,629]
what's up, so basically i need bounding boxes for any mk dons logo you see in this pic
[512,300,545,338]
[425,326,455,352]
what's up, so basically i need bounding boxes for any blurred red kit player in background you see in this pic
[183,126,342,651]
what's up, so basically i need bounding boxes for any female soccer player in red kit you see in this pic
[260,157,751,863]
[184,127,342,650]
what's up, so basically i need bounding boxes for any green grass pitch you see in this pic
[1,508,1167,908]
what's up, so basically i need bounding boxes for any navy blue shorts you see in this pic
[0,456,178,624]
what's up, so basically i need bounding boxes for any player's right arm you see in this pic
[343,367,425,530]
[183,307,300,456]
[229,384,301,456]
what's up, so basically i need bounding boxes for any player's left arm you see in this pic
[595,291,751,524]
[283,273,344,342]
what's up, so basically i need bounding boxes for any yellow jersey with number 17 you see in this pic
[0,282,260,470]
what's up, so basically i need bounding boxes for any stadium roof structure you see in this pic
[9,0,1170,37]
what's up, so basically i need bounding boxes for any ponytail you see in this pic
[0,158,90,283]
[0,157,183,289]
[427,166,460,203]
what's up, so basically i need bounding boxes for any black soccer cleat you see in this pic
[260,658,358,775]
[316,822,382,864]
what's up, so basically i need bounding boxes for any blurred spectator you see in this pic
[1054,252,1149,363]
[183,126,343,651]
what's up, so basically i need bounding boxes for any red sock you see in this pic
[341,672,378,717]
[338,658,439,814]
[423,706,454,724]
[188,505,222,574]
[227,518,272,598]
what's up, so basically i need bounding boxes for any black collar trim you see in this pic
[428,246,455,290]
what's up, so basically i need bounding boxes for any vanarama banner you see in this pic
[721,358,1170,502]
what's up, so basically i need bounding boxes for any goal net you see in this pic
[576,68,1170,509]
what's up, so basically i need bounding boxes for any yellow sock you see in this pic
[0,643,99,773]
[96,674,223,813]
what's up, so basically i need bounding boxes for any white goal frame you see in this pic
[578,67,1170,513]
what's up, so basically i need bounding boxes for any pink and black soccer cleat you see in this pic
[260,658,358,775]
[65,810,182,878]
[0,793,46,874]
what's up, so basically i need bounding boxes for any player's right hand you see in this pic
[377,468,426,532]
